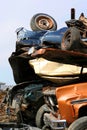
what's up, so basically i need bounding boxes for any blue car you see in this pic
[16,26,68,52]
[15,27,47,51]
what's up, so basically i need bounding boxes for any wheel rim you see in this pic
[35,16,54,30]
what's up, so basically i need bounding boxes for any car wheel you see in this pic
[30,13,57,31]
[35,104,49,128]
[61,27,80,51]
[68,116,87,130]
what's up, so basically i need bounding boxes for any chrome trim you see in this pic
[71,98,87,104]
[44,113,66,130]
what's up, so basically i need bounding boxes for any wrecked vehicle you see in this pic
[28,9,87,130]
[6,8,87,129]
[9,80,57,125]
[0,82,55,129]
[9,9,87,84]
[9,13,58,84]
[40,82,87,130]
[29,10,87,55]
[8,13,59,126]
[31,44,87,129]
[28,11,87,129]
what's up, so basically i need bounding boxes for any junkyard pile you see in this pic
[0,8,87,129]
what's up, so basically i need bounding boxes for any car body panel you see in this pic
[56,82,87,124]
[31,47,87,67]
[41,27,68,47]
[29,57,87,84]
[16,27,47,41]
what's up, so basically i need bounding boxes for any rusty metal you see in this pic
[71,8,75,19]
[0,90,17,123]
[36,16,53,30]
[31,47,87,67]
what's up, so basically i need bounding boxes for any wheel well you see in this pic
[78,105,87,117]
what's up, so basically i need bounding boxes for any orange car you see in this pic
[37,82,87,130]
[56,82,87,124]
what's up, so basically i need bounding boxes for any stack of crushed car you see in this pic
[1,8,87,130]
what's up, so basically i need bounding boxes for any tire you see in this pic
[68,116,87,130]
[61,27,80,50]
[35,104,49,128]
[30,13,57,31]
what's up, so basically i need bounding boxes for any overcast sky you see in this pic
[0,0,87,85]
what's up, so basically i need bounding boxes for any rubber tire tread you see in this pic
[68,116,87,130]
[30,13,57,31]
[35,104,49,128]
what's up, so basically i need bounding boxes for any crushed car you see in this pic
[8,13,59,126]
[1,8,86,130]
[40,82,87,130]
[28,8,87,130]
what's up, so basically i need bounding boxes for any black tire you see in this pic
[61,27,80,50]
[35,104,49,128]
[30,13,57,31]
[68,116,87,130]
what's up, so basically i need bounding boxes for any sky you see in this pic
[0,0,87,85]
